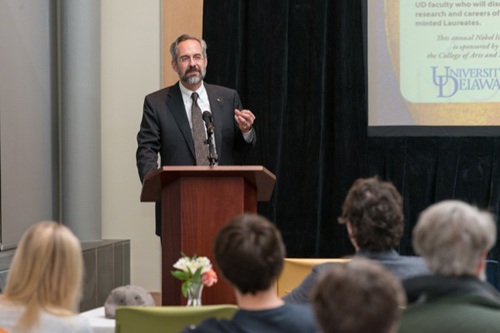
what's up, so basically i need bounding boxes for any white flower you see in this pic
[195,256,212,273]
[173,257,189,272]
[172,255,212,275]
[186,260,199,273]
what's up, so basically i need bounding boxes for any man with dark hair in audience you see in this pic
[399,200,500,333]
[284,176,428,303]
[183,214,317,332]
[312,258,406,333]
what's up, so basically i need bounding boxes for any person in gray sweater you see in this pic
[284,177,428,304]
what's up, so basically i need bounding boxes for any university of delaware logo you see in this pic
[432,66,500,98]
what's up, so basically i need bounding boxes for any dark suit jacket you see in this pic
[136,82,256,235]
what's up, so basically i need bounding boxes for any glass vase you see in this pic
[187,282,204,306]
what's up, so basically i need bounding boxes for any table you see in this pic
[80,307,115,333]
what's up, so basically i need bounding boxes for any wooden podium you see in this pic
[141,166,276,305]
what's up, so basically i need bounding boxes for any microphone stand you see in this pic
[205,126,218,166]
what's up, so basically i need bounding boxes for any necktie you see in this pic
[191,92,209,165]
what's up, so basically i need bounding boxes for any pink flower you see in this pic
[202,269,218,287]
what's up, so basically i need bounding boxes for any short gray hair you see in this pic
[413,200,496,276]
[170,34,207,63]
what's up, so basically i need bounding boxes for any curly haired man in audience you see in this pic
[284,176,428,303]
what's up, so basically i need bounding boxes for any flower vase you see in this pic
[187,282,204,306]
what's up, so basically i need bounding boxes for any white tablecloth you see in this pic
[80,307,115,333]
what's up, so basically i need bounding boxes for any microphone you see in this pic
[202,111,214,134]
[202,111,218,165]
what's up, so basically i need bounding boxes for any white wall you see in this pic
[101,0,161,291]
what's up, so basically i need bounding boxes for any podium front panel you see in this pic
[161,176,257,305]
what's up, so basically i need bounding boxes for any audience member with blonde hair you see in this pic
[399,200,500,333]
[0,221,91,332]
[311,258,405,333]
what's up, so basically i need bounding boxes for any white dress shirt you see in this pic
[178,81,254,143]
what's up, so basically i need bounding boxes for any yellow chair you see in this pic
[276,258,351,298]
[115,305,238,333]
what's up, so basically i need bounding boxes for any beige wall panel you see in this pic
[101,0,162,292]
[101,0,204,292]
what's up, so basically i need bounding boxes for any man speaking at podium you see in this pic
[136,34,256,236]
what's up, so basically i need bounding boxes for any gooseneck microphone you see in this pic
[202,111,218,166]
[202,111,214,135]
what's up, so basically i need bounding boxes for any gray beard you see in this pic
[183,74,203,85]
[180,68,206,85]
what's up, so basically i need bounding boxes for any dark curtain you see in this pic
[369,137,500,259]
[202,1,500,260]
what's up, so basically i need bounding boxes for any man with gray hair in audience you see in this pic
[399,200,500,333]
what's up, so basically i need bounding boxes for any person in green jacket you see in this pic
[399,200,500,333]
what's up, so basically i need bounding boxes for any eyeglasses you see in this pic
[178,54,204,64]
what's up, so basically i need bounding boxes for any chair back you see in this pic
[486,260,500,291]
[276,258,350,298]
[115,305,238,333]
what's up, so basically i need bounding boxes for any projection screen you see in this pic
[368,0,500,136]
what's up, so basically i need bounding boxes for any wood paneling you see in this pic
[162,0,204,87]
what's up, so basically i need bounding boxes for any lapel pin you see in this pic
[217,98,221,102]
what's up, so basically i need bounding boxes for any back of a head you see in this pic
[311,258,405,333]
[413,200,496,276]
[339,177,404,251]
[214,214,285,294]
[3,221,83,329]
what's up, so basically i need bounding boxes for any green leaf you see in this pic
[181,281,188,298]
[171,270,189,280]
[192,267,202,284]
